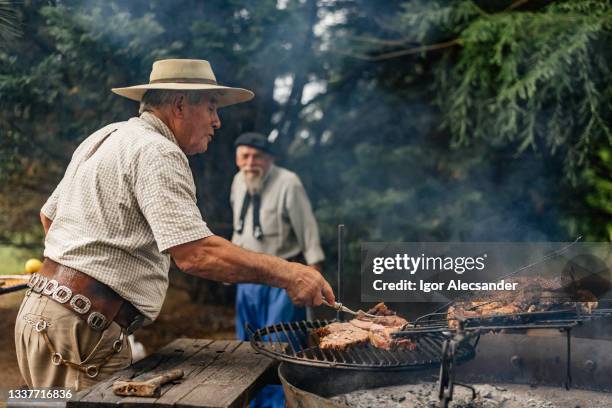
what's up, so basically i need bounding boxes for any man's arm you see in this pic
[169,235,335,307]
[40,212,52,236]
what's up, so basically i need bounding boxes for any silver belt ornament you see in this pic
[28,273,108,331]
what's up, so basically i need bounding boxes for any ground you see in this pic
[0,285,235,389]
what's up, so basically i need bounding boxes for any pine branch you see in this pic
[337,38,461,61]
[347,35,415,46]
[0,0,21,42]
[504,0,530,12]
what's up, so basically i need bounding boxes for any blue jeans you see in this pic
[236,283,306,408]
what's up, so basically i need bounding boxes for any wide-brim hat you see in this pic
[111,59,254,108]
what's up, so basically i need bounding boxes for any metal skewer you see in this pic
[322,299,378,318]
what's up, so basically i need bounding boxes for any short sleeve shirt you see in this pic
[41,112,213,322]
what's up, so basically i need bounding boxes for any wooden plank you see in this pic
[69,338,214,407]
[176,342,278,408]
[151,340,238,406]
[71,338,208,407]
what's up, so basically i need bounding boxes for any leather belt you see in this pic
[27,259,144,334]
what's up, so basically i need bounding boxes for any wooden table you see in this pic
[69,339,279,408]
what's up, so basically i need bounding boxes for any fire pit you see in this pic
[328,381,612,407]
[277,314,612,407]
[249,300,612,407]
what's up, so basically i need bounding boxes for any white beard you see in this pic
[242,168,264,195]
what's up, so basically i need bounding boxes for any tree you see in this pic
[280,0,611,307]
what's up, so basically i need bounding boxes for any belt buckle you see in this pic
[27,273,39,288]
[87,312,108,331]
[125,315,144,335]
[70,294,92,314]
[52,286,73,304]
[33,276,48,293]
[42,279,59,296]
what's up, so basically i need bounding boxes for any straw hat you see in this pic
[112,59,254,107]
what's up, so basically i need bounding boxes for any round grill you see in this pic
[248,320,478,371]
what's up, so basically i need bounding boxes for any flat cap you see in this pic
[234,132,276,156]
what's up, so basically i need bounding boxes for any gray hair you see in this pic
[139,89,216,114]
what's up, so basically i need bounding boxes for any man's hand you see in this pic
[284,262,334,307]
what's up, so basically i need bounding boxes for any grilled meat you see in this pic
[446,277,599,329]
[447,302,523,329]
[314,322,370,350]
[315,303,415,351]
[368,324,417,351]
[365,302,395,316]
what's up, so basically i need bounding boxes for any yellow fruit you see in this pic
[25,258,43,274]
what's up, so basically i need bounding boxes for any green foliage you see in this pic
[565,146,612,241]
[300,0,611,254]
[0,0,20,44]
[400,0,612,180]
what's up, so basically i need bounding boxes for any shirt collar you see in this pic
[139,111,179,146]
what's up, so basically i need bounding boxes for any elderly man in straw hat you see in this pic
[15,59,335,391]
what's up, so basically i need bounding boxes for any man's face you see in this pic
[235,145,273,179]
[174,97,221,155]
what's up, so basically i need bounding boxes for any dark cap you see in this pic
[234,132,277,156]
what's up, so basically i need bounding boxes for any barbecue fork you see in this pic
[322,299,378,318]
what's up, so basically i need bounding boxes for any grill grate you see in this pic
[248,320,477,371]
[403,306,612,334]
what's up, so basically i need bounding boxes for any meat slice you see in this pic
[349,315,408,330]
[447,301,522,329]
[446,277,600,329]
[366,302,395,316]
[373,314,408,328]
[348,318,374,330]
[368,324,416,351]
[315,303,415,351]
[314,322,369,350]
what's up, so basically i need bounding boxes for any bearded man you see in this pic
[230,132,325,407]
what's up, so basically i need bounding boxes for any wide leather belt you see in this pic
[27,259,144,334]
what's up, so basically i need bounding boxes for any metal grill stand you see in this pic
[437,321,477,408]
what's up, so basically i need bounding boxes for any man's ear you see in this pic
[171,94,186,118]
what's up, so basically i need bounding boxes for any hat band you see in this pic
[149,77,218,85]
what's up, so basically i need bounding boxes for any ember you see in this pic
[331,382,612,408]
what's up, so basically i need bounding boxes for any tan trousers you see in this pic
[14,290,132,390]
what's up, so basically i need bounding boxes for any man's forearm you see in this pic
[170,235,291,289]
